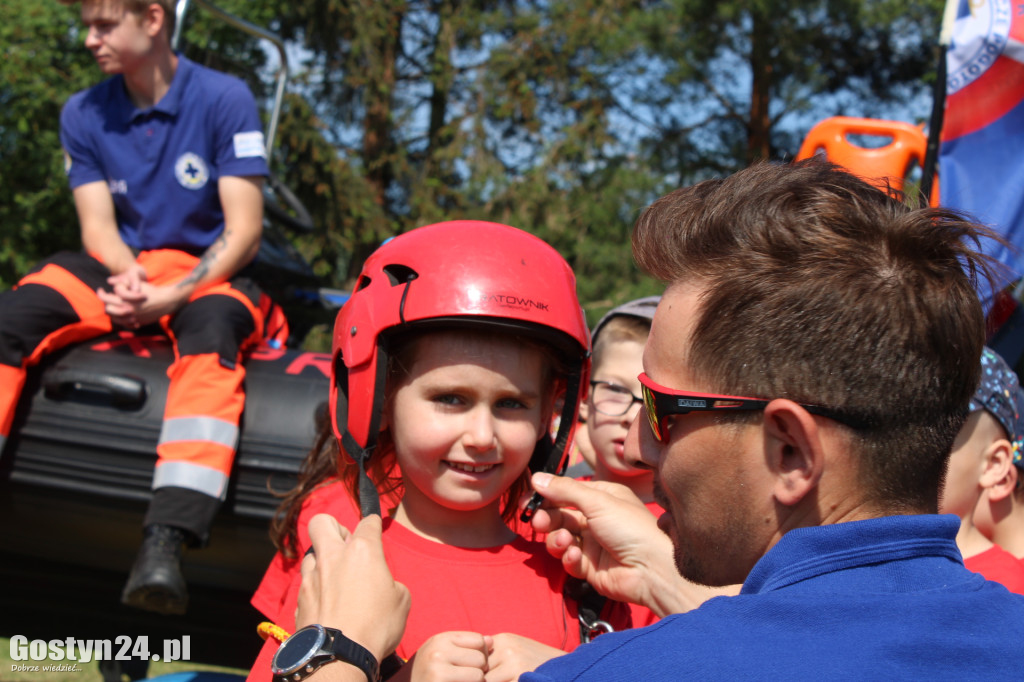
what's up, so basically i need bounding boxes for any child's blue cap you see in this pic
[969,347,1024,469]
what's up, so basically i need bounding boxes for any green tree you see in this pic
[626,0,943,177]
[0,1,94,287]
[264,0,943,323]
[265,0,673,319]
[0,0,946,331]
[0,0,279,289]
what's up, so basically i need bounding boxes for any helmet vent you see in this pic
[355,275,372,292]
[383,264,419,287]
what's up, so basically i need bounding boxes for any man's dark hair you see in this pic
[59,1,177,42]
[632,159,1000,513]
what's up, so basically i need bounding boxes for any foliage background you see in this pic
[0,0,944,343]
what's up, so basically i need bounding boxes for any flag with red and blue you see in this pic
[940,0,1024,298]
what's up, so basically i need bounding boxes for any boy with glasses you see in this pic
[574,297,660,509]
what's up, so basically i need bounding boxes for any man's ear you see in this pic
[981,439,1015,499]
[762,400,826,507]
[142,2,166,39]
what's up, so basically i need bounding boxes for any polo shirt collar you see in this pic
[120,53,193,122]
[740,514,962,595]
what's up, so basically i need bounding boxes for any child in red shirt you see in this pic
[248,221,630,682]
[941,347,1024,594]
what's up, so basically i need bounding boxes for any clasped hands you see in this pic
[97,263,187,328]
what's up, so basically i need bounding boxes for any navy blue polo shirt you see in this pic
[60,55,269,254]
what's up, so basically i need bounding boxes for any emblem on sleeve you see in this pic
[233,131,266,159]
[174,152,210,190]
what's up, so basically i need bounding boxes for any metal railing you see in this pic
[171,0,288,156]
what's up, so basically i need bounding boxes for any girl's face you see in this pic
[389,332,551,520]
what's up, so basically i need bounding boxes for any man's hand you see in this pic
[108,262,147,297]
[296,514,410,663]
[99,280,191,328]
[528,474,674,612]
[96,262,151,328]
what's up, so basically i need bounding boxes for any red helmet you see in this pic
[330,220,590,515]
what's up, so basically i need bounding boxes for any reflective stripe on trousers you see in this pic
[152,460,232,501]
[159,415,240,449]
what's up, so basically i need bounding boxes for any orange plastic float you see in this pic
[796,116,937,204]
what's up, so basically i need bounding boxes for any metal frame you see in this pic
[171,0,288,156]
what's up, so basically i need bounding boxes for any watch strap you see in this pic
[326,628,380,682]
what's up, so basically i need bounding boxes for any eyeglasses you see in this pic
[638,372,854,442]
[589,380,644,417]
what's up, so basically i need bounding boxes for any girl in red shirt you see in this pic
[249,221,630,682]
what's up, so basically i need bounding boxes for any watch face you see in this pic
[272,625,326,676]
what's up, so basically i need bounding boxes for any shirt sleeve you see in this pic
[210,77,270,180]
[60,91,106,190]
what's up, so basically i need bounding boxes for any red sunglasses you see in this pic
[637,372,854,442]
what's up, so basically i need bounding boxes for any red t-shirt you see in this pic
[250,480,540,618]
[250,481,362,620]
[964,544,1024,595]
[247,481,631,681]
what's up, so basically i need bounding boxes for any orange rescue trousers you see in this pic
[0,250,281,543]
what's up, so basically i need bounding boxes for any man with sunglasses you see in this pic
[296,159,1024,680]
[519,159,1024,678]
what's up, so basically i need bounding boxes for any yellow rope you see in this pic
[257,621,291,644]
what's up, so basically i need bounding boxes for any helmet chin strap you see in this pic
[549,369,584,473]
[342,430,383,518]
[520,367,584,522]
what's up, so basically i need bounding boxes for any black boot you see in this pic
[120,524,189,615]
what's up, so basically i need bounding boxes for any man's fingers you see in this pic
[531,473,611,514]
[96,288,140,326]
[349,513,383,544]
[531,474,648,519]
[307,513,349,551]
[545,528,587,579]
[115,288,146,303]
[95,288,121,305]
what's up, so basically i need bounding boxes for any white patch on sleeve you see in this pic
[233,131,267,159]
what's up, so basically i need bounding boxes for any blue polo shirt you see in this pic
[60,55,269,254]
[524,514,1024,680]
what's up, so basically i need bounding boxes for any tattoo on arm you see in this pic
[177,230,231,290]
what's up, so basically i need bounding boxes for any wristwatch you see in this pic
[271,624,380,682]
